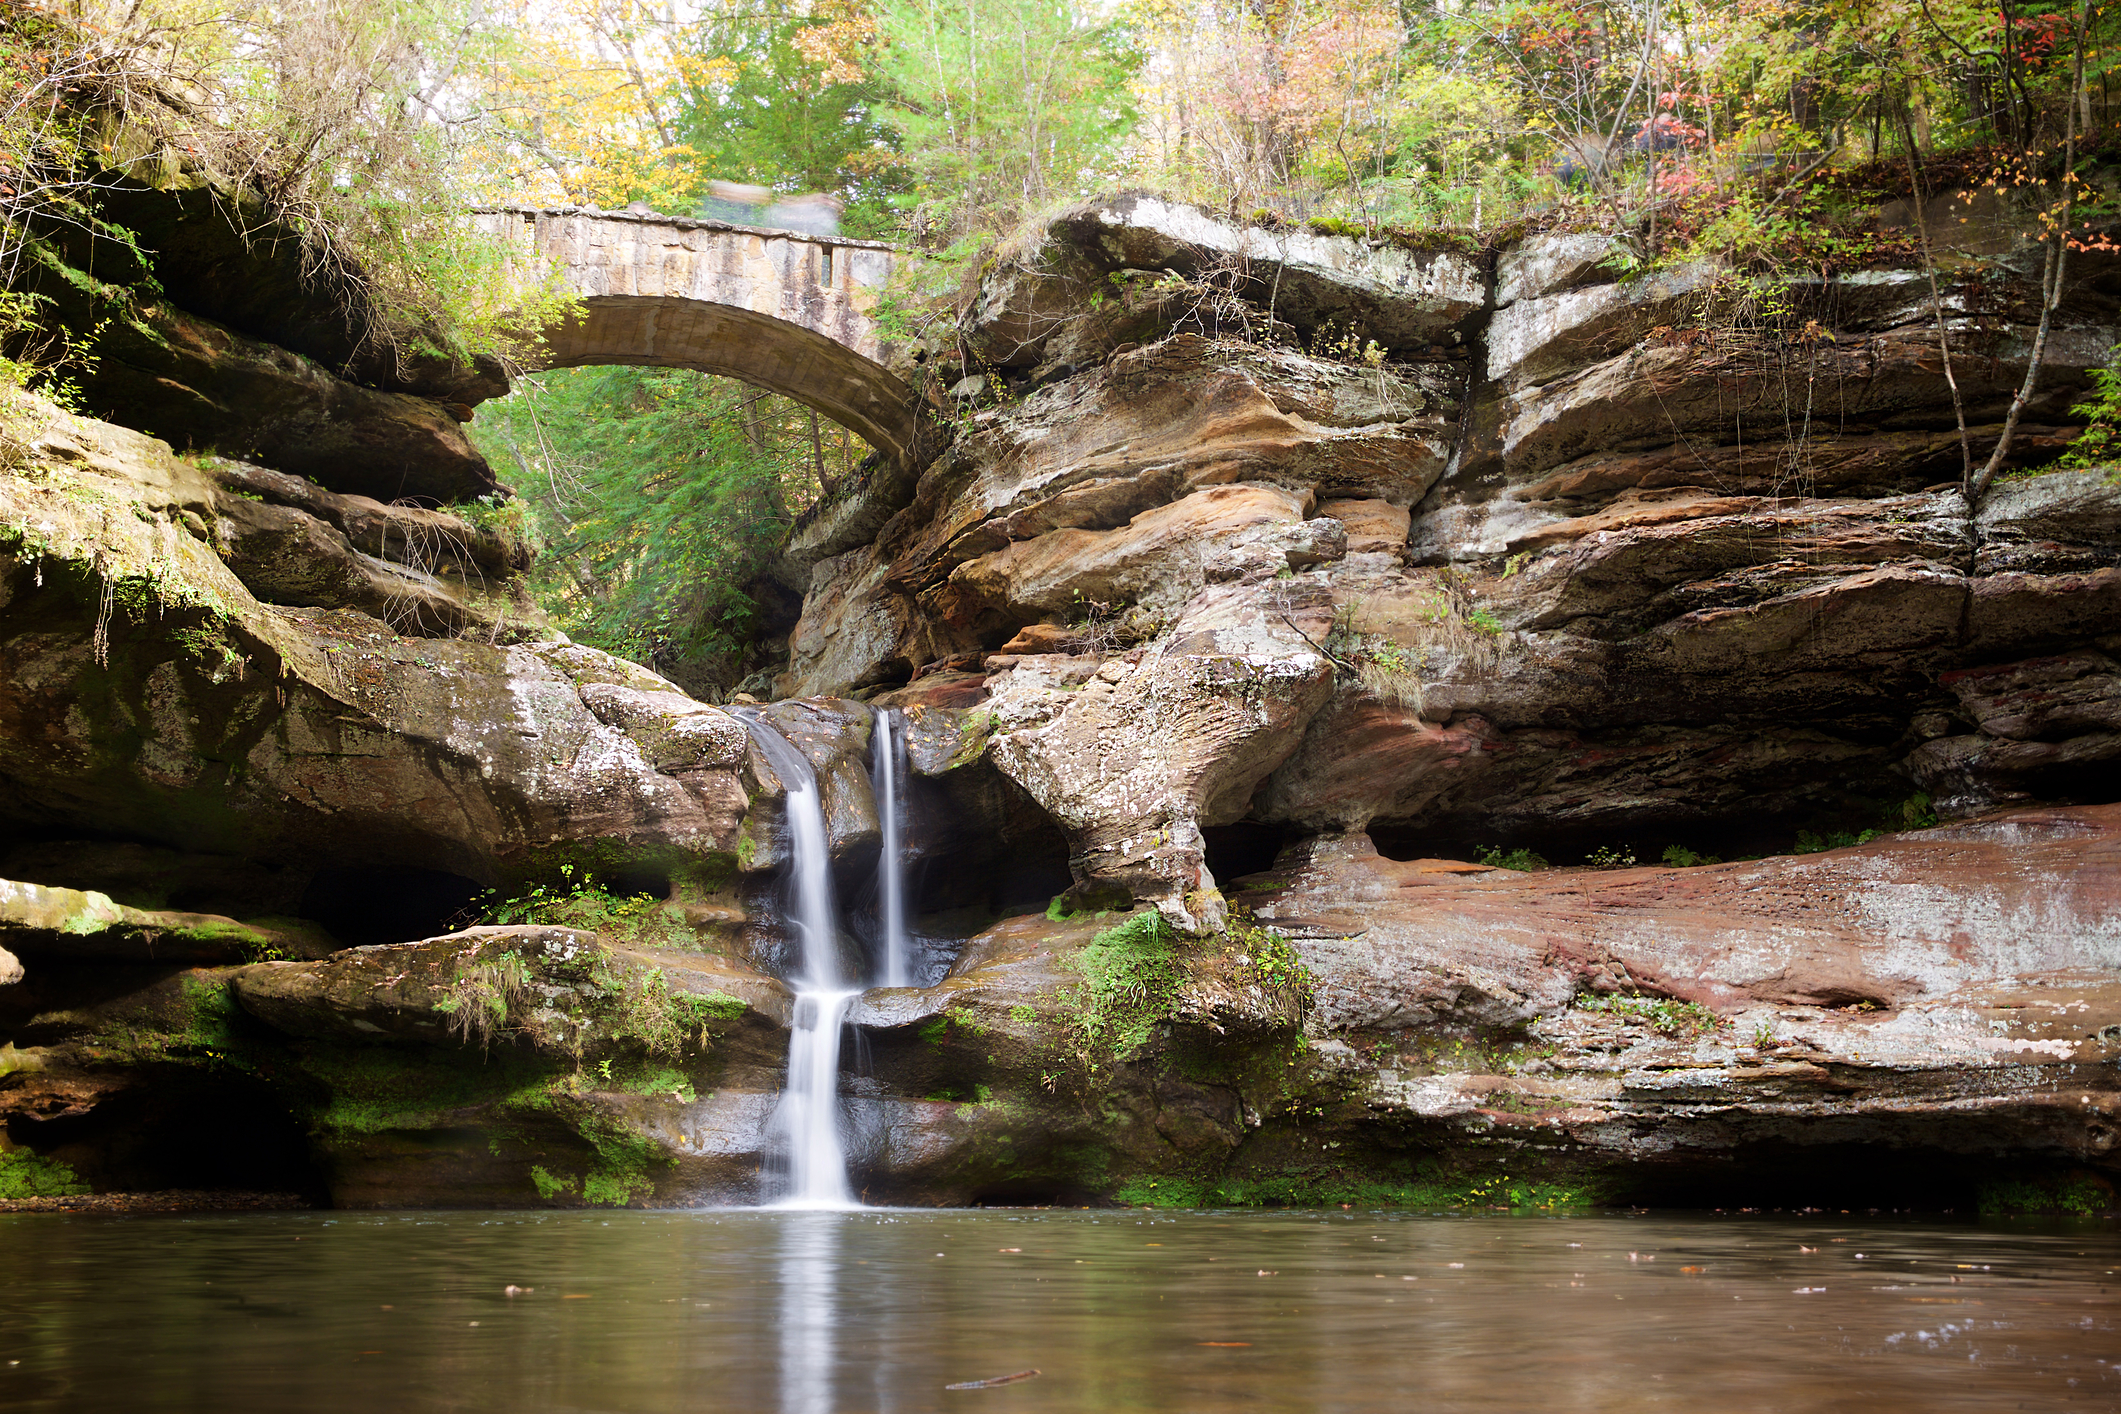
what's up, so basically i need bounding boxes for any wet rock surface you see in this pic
[839,805,2121,1205]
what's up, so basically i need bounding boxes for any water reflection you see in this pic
[776,1213,840,1414]
[0,1209,2114,1413]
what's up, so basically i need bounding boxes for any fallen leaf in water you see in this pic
[998,1248,1020,1253]
[562,1294,591,1300]
[1257,1270,1278,1276]
[1799,1246,1818,1253]
[1681,1266,1705,1275]
[1447,1263,1465,1269]
[503,1285,533,1297]
[945,1369,1040,1391]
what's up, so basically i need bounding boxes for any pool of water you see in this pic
[1,1208,2115,1411]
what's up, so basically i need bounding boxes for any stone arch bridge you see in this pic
[474,207,928,467]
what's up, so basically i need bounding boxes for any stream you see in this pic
[1,1209,2114,1411]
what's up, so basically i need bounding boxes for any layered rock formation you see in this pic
[27,164,508,503]
[786,195,2120,920]
[3,193,2117,1213]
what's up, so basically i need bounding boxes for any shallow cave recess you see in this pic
[1202,822,1295,885]
[298,866,487,948]
[1366,809,1883,873]
[6,1069,325,1202]
[1598,1143,2064,1215]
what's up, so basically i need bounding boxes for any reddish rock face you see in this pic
[1221,806,2121,1181]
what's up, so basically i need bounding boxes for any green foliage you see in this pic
[1662,845,1723,868]
[1225,907,1317,1023]
[1073,910,1181,1058]
[1978,1170,2113,1216]
[1113,1166,1606,1212]
[529,1164,578,1200]
[0,1148,89,1199]
[1791,794,1935,855]
[1476,846,1549,872]
[435,950,533,1051]
[583,1169,657,1207]
[2057,355,2121,473]
[871,0,1143,240]
[2,4,563,377]
[178,975,246,1052]
[470,367,854,688]
[1464,607,1505,635]
[1325,599,1424,712]
[1793,826,1882,855]
[1585,845,1636,870]
[1576,992,1725,1040]
[573,1112,672,1206]
[485,864,691,948]
[299,1046,554,1137]
[622,1067,699,1102]
[585,957,742,1062]
[674,11,908,239]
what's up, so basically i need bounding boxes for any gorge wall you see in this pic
[2,194,2118,1213]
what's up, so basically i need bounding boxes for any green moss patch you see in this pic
[1075,910,1181,1058]
[1979,1168,2116,1216]
[0,1149,90,1199]
[1112,1163,1610,1212]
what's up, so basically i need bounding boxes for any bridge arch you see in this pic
[475,208,929,468]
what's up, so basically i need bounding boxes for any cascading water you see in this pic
[741,718,856,1209]
[870,708,913,989]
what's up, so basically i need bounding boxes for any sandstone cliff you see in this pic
[1,196,2116,1215]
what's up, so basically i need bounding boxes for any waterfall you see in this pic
[870,708,913,989]
[741,718,856,1209]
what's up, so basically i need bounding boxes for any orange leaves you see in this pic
[792,14,877,88]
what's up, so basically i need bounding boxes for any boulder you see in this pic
[206,491,515,636]
[1494,232,1621,307]
[873,335,1453,605]
[208,459,527,575]
[740,698,880,867]
[1318,497,1409,555]
[1230,807,2121,1181]
[988,625,1334,927]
